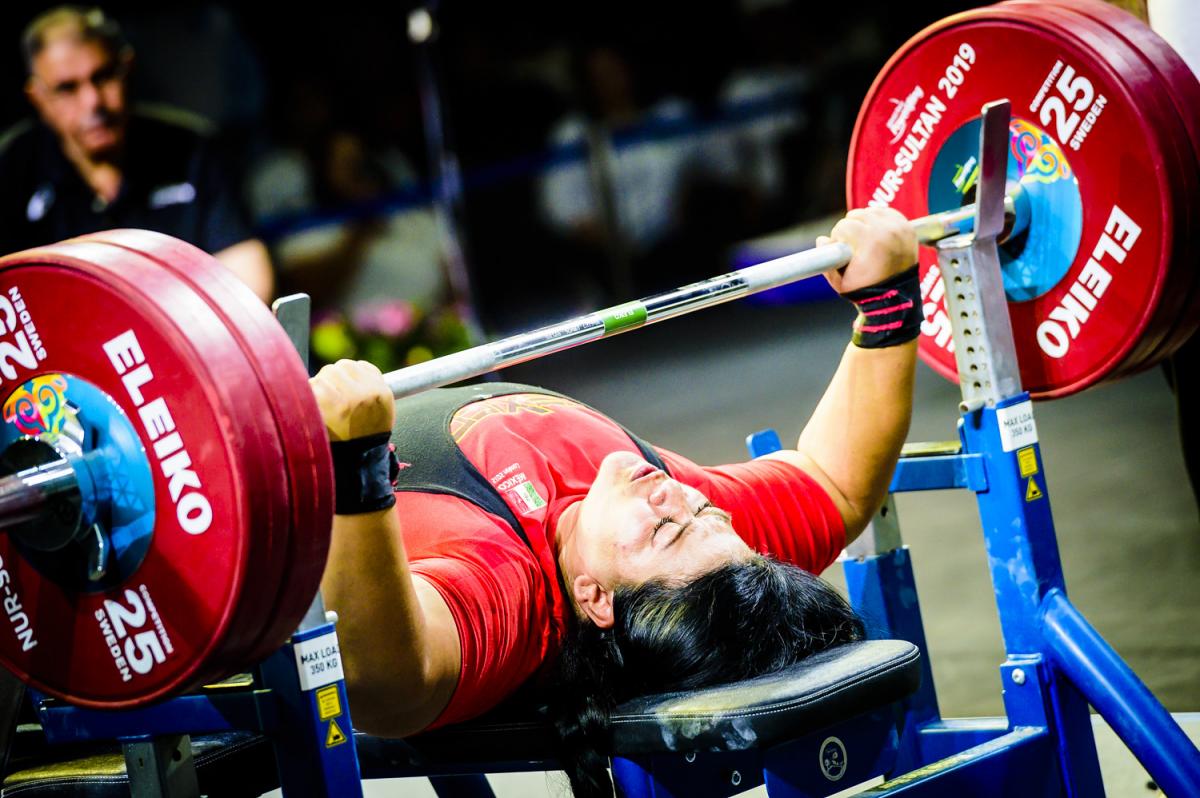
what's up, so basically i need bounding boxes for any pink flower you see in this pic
[352,300,418,338]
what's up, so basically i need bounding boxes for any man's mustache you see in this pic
[81,108,119,130]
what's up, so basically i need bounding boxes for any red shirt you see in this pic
[400,394,844,727]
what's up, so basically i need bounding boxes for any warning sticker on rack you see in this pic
[1017,447,1038,478]
[996,401,1038,452]
[326,719,347,748]
[1025,478,1044,503]
[316,685,342,720]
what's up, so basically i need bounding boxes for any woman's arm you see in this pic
[766,208,920,544]
[311,360,461,736]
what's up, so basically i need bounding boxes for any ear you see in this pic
[572,573,615,629]
[25,78,40,110]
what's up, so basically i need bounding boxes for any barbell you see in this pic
[0,190,1025,709]
[0,0,1195,708]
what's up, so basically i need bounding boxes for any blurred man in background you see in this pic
[0,6,274,301]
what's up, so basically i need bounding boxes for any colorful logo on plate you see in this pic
[3,373,72,440]
[0,373,154,591]
[928,116,1084,302]
[1009,118,1071,184]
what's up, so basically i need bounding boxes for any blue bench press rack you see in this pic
[4,99,1200,798]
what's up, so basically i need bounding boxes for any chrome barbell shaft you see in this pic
[384,192,1026,400]
[0,459,77,528]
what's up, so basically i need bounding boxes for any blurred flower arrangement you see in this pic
[311,299,473,372]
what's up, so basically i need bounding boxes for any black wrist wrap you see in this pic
[331,432,400,515]
[843,265,923,349]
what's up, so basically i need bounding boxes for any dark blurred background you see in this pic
[2,0,969,337]
[6,8,1197,792]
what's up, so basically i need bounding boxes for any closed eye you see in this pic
[653,502,729,543]
[697,502,732,523]
[663,502,721,547]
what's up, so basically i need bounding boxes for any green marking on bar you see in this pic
[602,302,648,335]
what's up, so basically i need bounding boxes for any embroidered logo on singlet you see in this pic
[490,462,547,513]
[450,394,578,443]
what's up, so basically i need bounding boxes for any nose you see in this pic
[78,82,102,114]
[648,479,686,510]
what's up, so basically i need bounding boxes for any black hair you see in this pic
[550,555,864,797]
[21,6,129,73]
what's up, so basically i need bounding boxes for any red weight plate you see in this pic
[1012,0,1200,369]
[59,239,295,682]
[65,236,292,680]
[847,10,1182,397]
[1020,0,1200,158]
[64,241,294,688]
[20,241,290,697]
[0,243,287,708]
[81,231,334,668]
[92,232,333,669]
[997,3,1199,378]
[90,231,333,668]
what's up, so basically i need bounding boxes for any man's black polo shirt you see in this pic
[0,105,251,257]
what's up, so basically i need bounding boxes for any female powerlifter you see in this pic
[309,206,920,797]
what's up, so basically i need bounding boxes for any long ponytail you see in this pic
[551,622,624,797]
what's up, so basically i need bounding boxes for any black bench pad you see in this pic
[610,639,919,753]
[3,640,920,792]
[374,639,920,769]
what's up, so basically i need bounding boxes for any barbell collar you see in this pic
[383,189,1028,400]
[908,192,1025,246]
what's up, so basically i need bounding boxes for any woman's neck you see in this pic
[553,499,587,621]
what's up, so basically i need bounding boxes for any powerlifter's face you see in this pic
[27,37,130,160]
[570,451,752,618]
